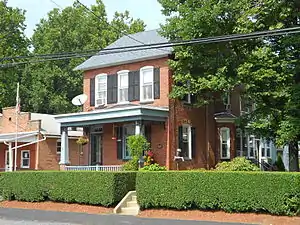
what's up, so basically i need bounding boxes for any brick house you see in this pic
[55,29,278,171]
[0,107,82,171]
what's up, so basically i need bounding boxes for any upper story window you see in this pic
[220,127,230,159]
[222,91,231,110]
[118,70,129,103]
[140,66,154,102]
[95,74,107,106]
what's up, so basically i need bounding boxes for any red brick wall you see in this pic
[83,57,170,110]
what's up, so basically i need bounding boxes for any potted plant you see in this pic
[76,135,89,145]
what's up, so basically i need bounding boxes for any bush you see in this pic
[0,171,136,206]
[215,157,260,171]
[136,171,300,215]
[122,135,150,171]
[140,163,167,171]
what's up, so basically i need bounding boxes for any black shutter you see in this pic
[116,126,123,160]
[191,127,196,158]
[90,77,95,106]
[107,74,117,104]
[128,70,140,101]
[144,124,152,147]
[178,126,183,151]
[154,68,160,99]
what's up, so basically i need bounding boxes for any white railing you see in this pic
[65,165,122,172]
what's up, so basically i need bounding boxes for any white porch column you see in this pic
[8,142,13,172]
[135,121,142,135]
[59,127,70,166]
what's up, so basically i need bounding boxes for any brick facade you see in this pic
[79,56,240,170]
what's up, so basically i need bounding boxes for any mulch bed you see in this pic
[1,201,300,225]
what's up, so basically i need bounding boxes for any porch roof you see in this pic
[54,104,169,127]
[0,131,39,143]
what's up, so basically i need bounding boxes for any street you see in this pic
[0,208,254,225]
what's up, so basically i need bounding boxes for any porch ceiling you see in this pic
[54,104,169,127]
[0,131,39,143]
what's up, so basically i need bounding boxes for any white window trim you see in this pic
[182,124,192,159]
[261,139,271,159]
[220,127,230,159]
[95,73,107,107]
[247,135,256,158]
[21,150,30,169]
[183,94,192,104]
[56,139,61,154]
[122,123,135,160]
[117,70,129,104]
[140,66,154,102]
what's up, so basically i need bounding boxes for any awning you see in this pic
[55,104,169,127]
[0,131,39,143]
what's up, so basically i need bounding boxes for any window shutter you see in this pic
[178,126,183,151]
[116,126,123,160]
[191,127,196,158]
[144,124,152,147]
[107,74,117,104]
[90,77,95,106]
[128,70,140,101]
[154,68,160,99]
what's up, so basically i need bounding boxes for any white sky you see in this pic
[7,0,166,38]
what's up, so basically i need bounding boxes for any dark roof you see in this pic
[74,29,172,71]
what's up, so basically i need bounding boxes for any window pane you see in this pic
[181,142,189,158]
[222,144,228,158]
[119,88,128,102]
[119,74,128,87]
[143,85,153,100]
[23,159,29,167]
[266,148,271,157]
[143,70,153,83]
[261,147,266,157]
[220,128,230,158]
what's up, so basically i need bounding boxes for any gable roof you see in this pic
[74,29,172,71]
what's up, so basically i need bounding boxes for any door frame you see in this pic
[89,126,103,166]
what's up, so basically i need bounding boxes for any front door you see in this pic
[90,133,102,165]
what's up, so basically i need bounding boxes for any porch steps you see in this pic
[113,191,140,216]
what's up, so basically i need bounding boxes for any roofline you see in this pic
[54,105,169,119]
[74,53,171,71]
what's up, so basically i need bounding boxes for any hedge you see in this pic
[0,171,136,206]
[136,171,300,216]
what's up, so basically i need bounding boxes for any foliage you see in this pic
[0,171,136,206]
[215,157,260,171]
[16,1,145,114]
[140,163,167,171]
[122,135,150,171]
[0,1,29,109]
[76,136,89,145]
[159,0,300,171]
[275,155,286,171]
[136,171,300,215]
[143,150,154,166]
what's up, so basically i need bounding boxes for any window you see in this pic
[261,139,271,158]
[56,139,61,154]
[248,136,255,158]
[180,124,192,159]
[140,66,154,101]
[118,70,129,103]
[123,124,135,159]
[95,74,107,106]
[21,150,30,168]
[222,92,231,110]
[220,127,230,159]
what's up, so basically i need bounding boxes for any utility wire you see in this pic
[1,26,300,68]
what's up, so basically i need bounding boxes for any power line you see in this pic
[1,26,300,68]
[49,0,63,10]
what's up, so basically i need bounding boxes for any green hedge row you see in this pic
[136,171,300,215]
[0,171,136,206]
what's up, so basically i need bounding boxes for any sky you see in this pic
[7,0,166,38]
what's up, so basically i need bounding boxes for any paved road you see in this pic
[0,208,255,225]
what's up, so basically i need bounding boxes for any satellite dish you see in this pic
[71,94,88,106]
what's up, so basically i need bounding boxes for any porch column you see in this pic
[8,142,13,172]
[135,121,142,135]
[59,127,70,168]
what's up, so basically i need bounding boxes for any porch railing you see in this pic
[65,165,122,172]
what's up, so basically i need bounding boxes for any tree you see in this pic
[21,0,145,114]
[159,0,300,171]
[0,0,29,109]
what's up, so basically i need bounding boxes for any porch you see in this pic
[55,104,169,170]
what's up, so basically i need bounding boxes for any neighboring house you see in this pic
[55,29,277,171]
[0,107,82,171]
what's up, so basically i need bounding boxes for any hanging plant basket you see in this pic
[76,136,89,145]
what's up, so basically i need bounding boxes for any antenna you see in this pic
[71,94,88,106]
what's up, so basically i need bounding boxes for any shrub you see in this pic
[215,157,260,171]
[140,163,167,171]
[0,171,136,206]
[136,171,300,216]
[122,135,150,171]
